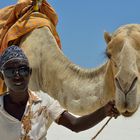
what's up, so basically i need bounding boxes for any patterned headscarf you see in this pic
[0,45,28,69]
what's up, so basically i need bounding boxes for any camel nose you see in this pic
[115,76,138,94]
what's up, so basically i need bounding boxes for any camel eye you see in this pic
[106,51,112,59]
[113,63,118,68]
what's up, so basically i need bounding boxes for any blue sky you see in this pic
[1,0,140,68]
[1,1,140,140]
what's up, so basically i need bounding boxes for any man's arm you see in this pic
[57,102,119,132]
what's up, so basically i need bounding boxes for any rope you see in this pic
[91,117,112,140]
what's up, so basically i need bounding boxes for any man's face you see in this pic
[1,59,31,92]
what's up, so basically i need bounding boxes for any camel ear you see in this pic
[104,32,112,44]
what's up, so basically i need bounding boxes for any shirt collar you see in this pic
[28,90,42,103]
[0,90,42,107]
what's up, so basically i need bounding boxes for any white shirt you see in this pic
[0,90,65,140]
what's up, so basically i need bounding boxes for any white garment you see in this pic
[0,90,65,140]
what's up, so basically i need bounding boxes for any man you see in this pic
[0,45,119,140]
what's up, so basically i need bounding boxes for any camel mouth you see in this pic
[122,111,134,117]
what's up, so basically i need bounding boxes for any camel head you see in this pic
[104,24,140,117]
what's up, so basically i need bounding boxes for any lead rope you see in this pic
[91,60,116,140]
[91,117,112,140]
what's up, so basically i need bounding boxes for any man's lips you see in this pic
[14,82,23,86]
[13,80,24,86]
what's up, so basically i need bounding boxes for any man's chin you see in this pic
[12,85,28,93]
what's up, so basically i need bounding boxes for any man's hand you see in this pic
[104,101,120,118]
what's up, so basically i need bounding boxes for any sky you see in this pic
[1,0,140,140]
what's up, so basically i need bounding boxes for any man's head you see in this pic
[0,45,32,92]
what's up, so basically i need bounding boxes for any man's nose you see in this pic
[14,70,20,77]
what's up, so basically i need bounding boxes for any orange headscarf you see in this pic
[0,0,61,53]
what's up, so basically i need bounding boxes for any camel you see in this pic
[19,22,140,117]
[1,0,138,118]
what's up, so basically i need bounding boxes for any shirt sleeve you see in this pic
[45,93,66,121]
